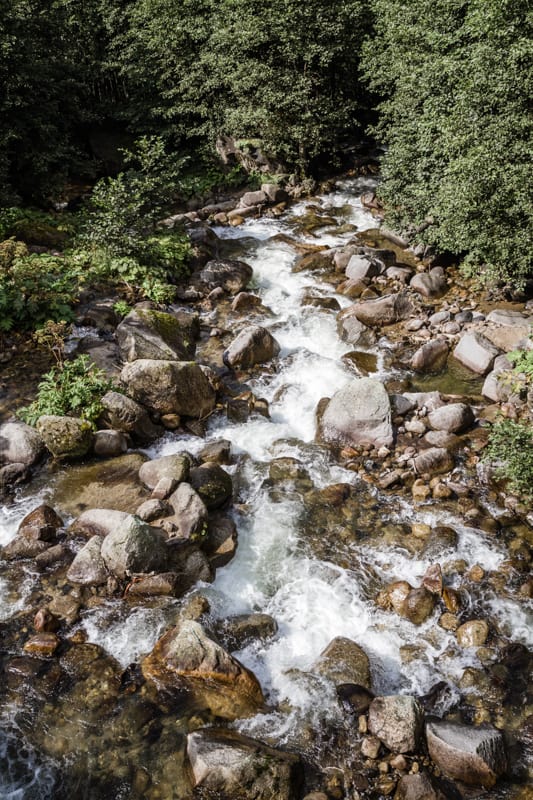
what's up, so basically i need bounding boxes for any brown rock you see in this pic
[368,695,424,753]
[17,504,63,541]
[426,720,507,788]
[24,633,60,657]
[456,620,489,647]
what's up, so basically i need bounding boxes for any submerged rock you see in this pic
[318,377,393,448]
[368,695,424,753]
[426,720,507,788]
[187,728,301,800]
[141,620,264,720]
[313,636,371,689]
[394,773,448,799]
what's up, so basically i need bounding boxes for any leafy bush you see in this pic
[0,239,83,331]
[508,342,533,382]
[484,417,533,499]
[18,355,113,427]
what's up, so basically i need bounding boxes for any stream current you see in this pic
[0,177,531,798]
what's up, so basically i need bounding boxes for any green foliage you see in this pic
[18,355,113,427]
[484,417,533,499]
[0,239,83,331]
[113,300,132,318]
[363,0,532,285]
[508,342,533,382]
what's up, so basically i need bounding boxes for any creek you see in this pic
[0,177,531,799]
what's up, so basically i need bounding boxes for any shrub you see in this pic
[18,355,113,427]
[484,417,533,499]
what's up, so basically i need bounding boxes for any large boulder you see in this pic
[411,340,449,374]
[453,332,500,375]
[138,454,190,490]
[0,420,45,467]
[18,504,63,541]
[167,482,209,541]
[36,416,93,460]
[100,514,169,578]
[189,463,233,509]
[410,267,447,297]
[223,325,280,369]
[70,509,131,538]
[336,307,375,346]
[313,636,371,689]
[426,720,507,788]
[368,695,424,753]
[187,729,301,800]
[116,308,196,362]
[349,292,413,328]
[427,403,475,434]
[197,259,253,293]
[120,360,216,417]
[141,620,264,720]
[67,536,108,585]
[345,255,383,281]
[318,378,393,449]
[99,391,161,443]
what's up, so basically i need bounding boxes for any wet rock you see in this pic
[93,429,128,457]
[318,377,393,449]
[426,719,507,788]
[261,183,289,204]
[427,403,475,434]
[187,728,301,800]
[141,620,264,719]
[221,613,278,651]
[293,250,334,273]
[453,332,500,375]
[1,535,50,560]
[116,308,196,362]
[314,636,371,689]
[368,695,424,753]
[138,454,190,490]
[99,391,162,443]
[52,453,149,515]
[347,292,414,328]
[336,307,375,346]
[422,564,443,595]
[67,535,108,585]
[0,420,45,467]
[100,515,169,579]
[394,773,447,799]
[336,683,374,715]
[125,572,181,597]
[420,526,458,558]
[121,359,216,418]
[269,457,310,483]
[36,415,93,460]
[167,482,209,540]
[361,735,381,758]
[456,619,489,647]
[410,267,447,297]
[70,508,131,538]
[342,350,379,376]
[23,632,60,657]
[197,259,253,293]
[223,325,280,369]
[189,463,232,509]
[174,549,213,593]
[231,291,262,312]
[198,439,232,465]
[203,513,238,567]
[413,448,454,476]
[377,581,436,625]
[411,340,449,373]
[18,504,63,541]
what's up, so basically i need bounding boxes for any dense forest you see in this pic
[0,0,531,286]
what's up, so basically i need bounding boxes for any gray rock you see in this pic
[138,454,190,490]
[36,415,93,460]
[314,636,371,689]
[482,354,513,402]
[413,447,454,476]
[336,307,375,346]
[70,509,131,538]
[423,430,460,450]
[174,549,213,593]
[93,429,128,458]
[426,720,507,788]
[390,395,417,416]
[67,536,108,585]
[187,728,301,800]
[141,620,264,720]
[0,421,45,467]
[411,340,449,373]
[198,439,232,465]
[116,308,196,362]
[394,773,447,800]
[345,255,383,281]
[197,259,253,293]
[135,498,171,522]
[121,359,216,418]
[239,189,268,208]
[99,391,161,443]
[318,378,393,449]
[403,391,445,412]
[347,292,414,328]
[453,332,500,375]
[368,695,424,753]
[168,482,208,541]
[222,613,278,651]
[100,515,168,578]
[428,310,451,326]
[386,266,413,283]
[223,325,280,369]
[261,183,289,204]
[427,403,475,434]
[486,309,532,326]
[410,267,447,297]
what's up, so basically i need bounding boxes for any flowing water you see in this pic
[0,177,531,797]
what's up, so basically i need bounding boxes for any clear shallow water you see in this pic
[0,177,531,794]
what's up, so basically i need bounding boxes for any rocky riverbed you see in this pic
[0,177,531,799]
